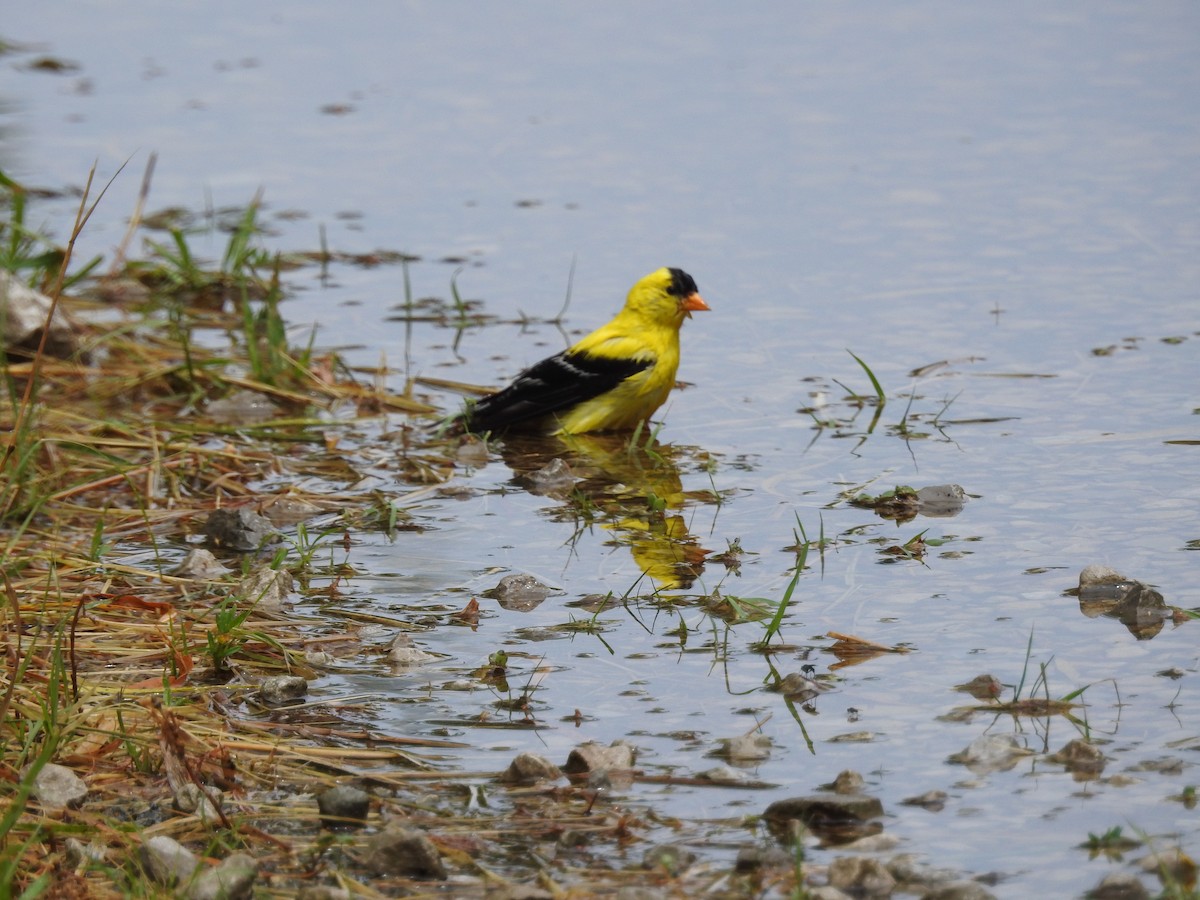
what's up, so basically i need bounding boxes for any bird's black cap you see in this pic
[667,268,698,297]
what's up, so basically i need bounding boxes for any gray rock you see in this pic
[203,508,279,552]
[886,852,961,887]
[518,457,577,498]
[186,853,258,900]
[483,573,558,611]
[387,633,437,666]
[174,783,223,822]
[697,765,751,785]
[954,674,1004,701]
[948,734,1032,774]
[317,785,371,828]
[1075,566,1171,637]
[773,671,830,701]
[304,648,336,667]
[364,827,447,879]
[562,739,636,775]
[900,789,948,811]
[1049,739,1107,775]
[238,564,293,611]
[718,732,772,762]
[584,765,635,793]
[64,837,106,867]
[826,769,865,794]
[1086,871,1150,899]
[454,438,490,468]
[842,832,900,852]
[259,674,308,705]
[28,762,88,809]
[499,751,563,785]
[828,855,896,895]
[172,549,231,580]
[915,484,968,517]
[763,793,884,826]
[140,835,199,886]
[1078,565,1126,589]
[763,793,884,844]
[206,389,280,424]
[0,271,79,357]
[260,495,324,526]
[734,844,793,872]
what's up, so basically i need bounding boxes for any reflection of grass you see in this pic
[976,629,1100,735]
[485,655,548,722]
[703,530,806,633]
[804,353,992,450]
[744,519,811,651]
[556,616,608,636]
[627,418,666,462]
[877,528,929,562]
[705,590,775,624]
[1081,824,1137,858]
[1010,628,1089,708]
[1181,786,1198,809]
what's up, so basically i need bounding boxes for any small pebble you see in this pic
[317,785,371,829]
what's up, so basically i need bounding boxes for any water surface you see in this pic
[4,3,1199,895]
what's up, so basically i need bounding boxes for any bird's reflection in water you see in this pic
[491,431,711,591]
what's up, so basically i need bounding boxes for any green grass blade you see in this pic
[847,349,886,404]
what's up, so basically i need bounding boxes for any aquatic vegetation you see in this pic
[844,349,886,408]
[751,554,806,651]
[204,596,254,672]
[134,193,275,307]
[2,165,1194,898]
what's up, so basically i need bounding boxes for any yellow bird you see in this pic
[460,267,709,435]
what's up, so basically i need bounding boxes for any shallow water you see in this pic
[5,2,1200,895]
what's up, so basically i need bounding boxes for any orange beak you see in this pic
[681,292,710,318]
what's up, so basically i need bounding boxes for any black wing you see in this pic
[463,349,650,433]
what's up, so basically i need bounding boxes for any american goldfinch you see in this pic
[460,267,709,435]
